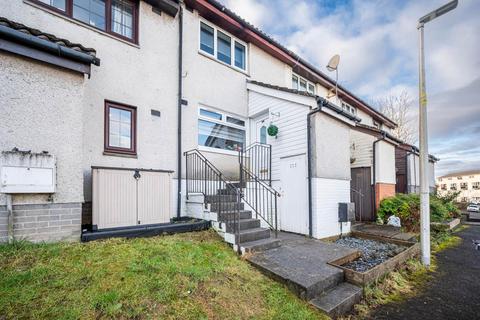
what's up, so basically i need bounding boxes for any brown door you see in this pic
[351,167,374,221]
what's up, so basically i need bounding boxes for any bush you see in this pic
[378,193,459,232]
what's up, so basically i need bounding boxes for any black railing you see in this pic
[185,149,241,246]
[239,142,272,185]
[239,165,280,237]
[239,144,279,237]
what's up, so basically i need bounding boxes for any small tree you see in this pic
[374,91,416,144]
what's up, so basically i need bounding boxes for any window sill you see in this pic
[198,50,250,77]
[198,146,239,156]
[24,0,140,49]
[103,151,138,159]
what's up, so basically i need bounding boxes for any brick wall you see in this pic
[0,202,82,243]
[375,183,396,208]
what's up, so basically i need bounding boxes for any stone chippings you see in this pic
[335,237,406,272]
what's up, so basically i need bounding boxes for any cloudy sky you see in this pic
[220,0,479,177]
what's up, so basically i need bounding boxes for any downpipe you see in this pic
[307,99,324,237]
[176,4,184,218]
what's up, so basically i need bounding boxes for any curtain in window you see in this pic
[112,0,134,39]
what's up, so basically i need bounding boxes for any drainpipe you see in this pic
[176,4,184,219]
[6,194,13,243]
[372,132,386,216]
[307,99,324,237]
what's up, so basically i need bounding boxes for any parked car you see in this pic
[467,203,480,212]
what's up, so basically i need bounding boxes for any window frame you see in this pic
[30,0,139,44]
[291,72,315,94]
[198,19,249,73]
[104,100,137,155]
[197,106,247,155]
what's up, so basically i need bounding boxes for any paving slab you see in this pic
[247,232,358,300]
[352,223,417,242]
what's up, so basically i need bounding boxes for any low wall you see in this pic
[0,202,82,243]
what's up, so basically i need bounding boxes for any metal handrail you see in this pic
[239,144,279,237]
[239,142,272,185]
[184,149,242,249]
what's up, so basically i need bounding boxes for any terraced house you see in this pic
[1,0,410,248]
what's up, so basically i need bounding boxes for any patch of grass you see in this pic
[0,230,327,320]
[341,229,463,320]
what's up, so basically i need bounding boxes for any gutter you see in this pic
[372,132,387,216]
[176,4,184,218]
[0,24,100,66]
[306,101,325,237]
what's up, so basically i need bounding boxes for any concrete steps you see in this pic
[224,218,260,232]
[240,237,281,254]
[309,282,363,318]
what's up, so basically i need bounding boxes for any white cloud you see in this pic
[220,0,480,175]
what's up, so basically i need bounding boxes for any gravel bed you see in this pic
[335,237,407,272]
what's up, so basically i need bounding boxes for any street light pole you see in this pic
[417,0,458,267]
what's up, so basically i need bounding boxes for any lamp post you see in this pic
[418,0,458,267]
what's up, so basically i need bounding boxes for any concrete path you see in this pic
[247,232,358,300]
[369,225,480,320]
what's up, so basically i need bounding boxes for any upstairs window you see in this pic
[32,0,138,42]
[73,0,106,30]
[200,22,214,55]
[473,182,480,190]
[457,176,463,180]
[460,182,468,190]
[198,108,246,152]
[199,21,248,71]
[292,73,315,94]
[38,0,66,11]
[234,42,246,70]
[105,101,136,155]
[217,31,231,64]
[441,184,447,190]
[450,183,457,191]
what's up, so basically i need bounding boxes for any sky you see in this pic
[219,0,480,177]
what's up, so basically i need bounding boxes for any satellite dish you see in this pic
[326,54,340,72]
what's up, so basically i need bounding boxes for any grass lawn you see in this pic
[0,230,328,320]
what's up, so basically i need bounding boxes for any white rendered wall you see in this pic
[375,141,396,184]
[0,52,84,205]
[311,177,351,239]
[1,1,181,204]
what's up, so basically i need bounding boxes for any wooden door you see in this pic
[350,167,374,221]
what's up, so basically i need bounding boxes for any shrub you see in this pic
[378,193,459,232]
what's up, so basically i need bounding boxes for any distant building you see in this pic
[436,170,480,203]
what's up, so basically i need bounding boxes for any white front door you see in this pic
[253,116,268,144]
[279,154,309,234]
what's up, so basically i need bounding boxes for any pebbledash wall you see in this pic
[0,52,85,242]
[1,0,180,242]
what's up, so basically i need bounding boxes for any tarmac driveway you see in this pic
[369,225,480,320]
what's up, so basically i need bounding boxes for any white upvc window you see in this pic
[198,107,246,153]
[291,73,315,94]
[199,20,248,72]
[341,101,357,116]
[472,182,480,190]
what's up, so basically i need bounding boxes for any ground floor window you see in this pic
[104,101,136,155]
[198,108,245,152]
